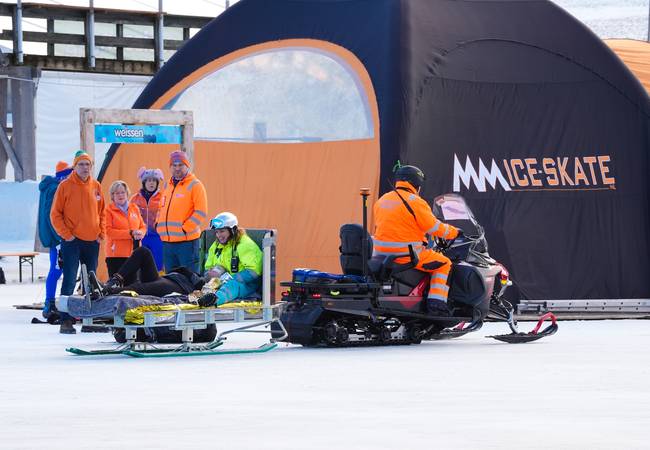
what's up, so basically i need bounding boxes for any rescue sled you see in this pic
[273,191,557,346]
[66,306,287,358]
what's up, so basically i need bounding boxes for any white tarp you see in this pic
[33,70,150,179]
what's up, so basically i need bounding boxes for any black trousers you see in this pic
[106,257,135,284]
[111,247,183,297]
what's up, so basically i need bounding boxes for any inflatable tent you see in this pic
[605,39,650,95]
[99,0,650,301]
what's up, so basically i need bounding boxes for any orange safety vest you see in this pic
[105,202,146,258]
[372,180,458,257]
[156,172,208,242]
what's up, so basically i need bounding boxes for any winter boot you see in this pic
[104,273,124,294]
[43,299,61,324]
[87,271,105,300]
[59,319,76,334]
[42,298,55,319]
[197,292,217,308]
[427,298,451,317]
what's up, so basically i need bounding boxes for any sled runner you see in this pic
[66,305,287,357]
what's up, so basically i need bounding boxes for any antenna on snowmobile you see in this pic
[360,188,370,279]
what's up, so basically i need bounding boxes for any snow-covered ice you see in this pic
[1,278,649,450]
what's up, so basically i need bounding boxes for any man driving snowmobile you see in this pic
[373,164,461,315]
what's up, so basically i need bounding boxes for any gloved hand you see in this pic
[197,292,217,308]
[454,228,465,240]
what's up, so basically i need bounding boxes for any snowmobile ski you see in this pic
[432,319,484,340]
[487,312,558,344]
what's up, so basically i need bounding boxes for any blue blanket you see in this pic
[65,294,188,318]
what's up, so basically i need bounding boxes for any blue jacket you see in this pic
[38,176,62,248]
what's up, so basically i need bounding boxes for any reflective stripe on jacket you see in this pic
[204,233,263,276]
[105,202,146,258]
[372,180,458,256]
[156,172,208,242]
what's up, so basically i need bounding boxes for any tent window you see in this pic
[164,48,374,142]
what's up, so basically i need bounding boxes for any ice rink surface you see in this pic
[1,280,649,450]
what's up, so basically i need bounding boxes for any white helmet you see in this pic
[210,211,238,230]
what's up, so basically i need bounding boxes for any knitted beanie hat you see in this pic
[137,166,164,182]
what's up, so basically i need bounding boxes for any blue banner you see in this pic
[95,124,182,144]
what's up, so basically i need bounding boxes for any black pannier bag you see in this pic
[339,224,372,276]
[447,265,489,316]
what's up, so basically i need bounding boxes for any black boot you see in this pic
[197,292,217,308]
[59,319,76,334]
[427,299,451,317]
[104,273,124,294]
[87,271,105,299]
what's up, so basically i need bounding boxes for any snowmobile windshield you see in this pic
[431,194,480,237]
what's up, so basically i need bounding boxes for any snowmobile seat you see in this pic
[339,224,372,276]
[339,223,420,282]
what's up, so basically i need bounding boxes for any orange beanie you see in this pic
[73,150,92,166]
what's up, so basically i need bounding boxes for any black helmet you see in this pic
[395,165,425,189]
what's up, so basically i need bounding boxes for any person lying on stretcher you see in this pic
[98,211,262,307]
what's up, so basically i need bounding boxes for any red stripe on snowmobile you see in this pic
[408,278,428,297]
[531,312,557,334]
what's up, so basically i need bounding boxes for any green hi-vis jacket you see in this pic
[204,233,263,276]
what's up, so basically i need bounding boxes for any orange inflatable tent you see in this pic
[605,39,650,96]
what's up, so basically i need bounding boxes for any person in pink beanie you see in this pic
[130,166,165,271]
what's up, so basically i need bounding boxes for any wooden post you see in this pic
[154,0,164,70]
[46,18,54,56]
[85,0,96,69]
[79,108,95,162]
[115,23,124,61]
[12,1,24,65]
[9,66,37,181]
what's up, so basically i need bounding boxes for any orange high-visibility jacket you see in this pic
[130,190,163,234]
[50,171,106,242]
[105,202,146,258]
[156,172,208,242]
[372,180,458,257]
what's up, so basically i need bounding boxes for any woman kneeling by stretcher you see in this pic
[101,212,262,306]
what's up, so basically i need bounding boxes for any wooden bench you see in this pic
[0,252,39,282]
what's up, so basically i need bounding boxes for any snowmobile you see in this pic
[274,191,557,346]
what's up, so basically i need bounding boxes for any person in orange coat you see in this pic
[130,167,164,271]
[372,164,460,315]
[50,150,106,333]
[156,150,208,273]
[105,180,146,283]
